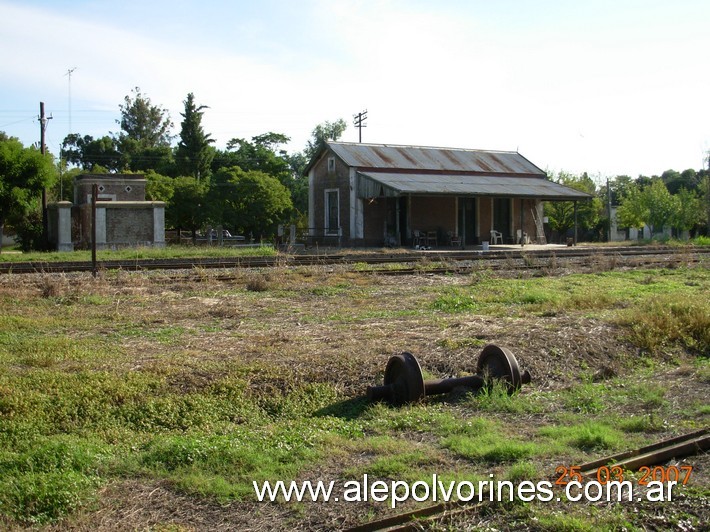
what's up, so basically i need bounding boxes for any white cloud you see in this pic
[1,0,709,176]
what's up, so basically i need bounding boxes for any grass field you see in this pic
[0,258,708,530]
[0,244,277,263]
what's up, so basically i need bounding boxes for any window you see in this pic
[327,157,336,174]
[325,189,339,235]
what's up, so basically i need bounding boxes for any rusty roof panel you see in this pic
[357,172,591,200]
[328,142,545,176]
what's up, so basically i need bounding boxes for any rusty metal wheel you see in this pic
[383,352,425,406]
[476,344,522,394]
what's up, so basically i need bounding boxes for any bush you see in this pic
[13,210,45,252]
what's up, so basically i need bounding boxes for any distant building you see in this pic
[306,142,590,247]
[47,174,165,251]
[609,206,675,241]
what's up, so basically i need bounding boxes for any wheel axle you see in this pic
[367,344,531,406]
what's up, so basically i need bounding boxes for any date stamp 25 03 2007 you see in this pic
[555,465,694,486]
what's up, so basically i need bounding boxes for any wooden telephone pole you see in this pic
[353,110,368,143]
[38,102,52,248]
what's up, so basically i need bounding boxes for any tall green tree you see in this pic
[303,118,347,161]
[210,167,292,239]
[116,87,174,172]
[0,133,56,252]
[616,182,647,232]
[62,134,121,172]
[543,171,600,241]
[644,179,676,235]
[145,171,175,202]
[166,176,207,240]
[216,132,292,186]
[671,188,704,235]
[702,173,710,235]
[662,168,700,195]
[175,93,215,181]
[286,151,309,214]
[616,179,678,236]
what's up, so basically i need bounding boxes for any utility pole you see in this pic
[353,110,368,143]
[606,178,612,242]
[38,102,53,248]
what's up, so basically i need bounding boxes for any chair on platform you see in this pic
[427,231,438,247]
[490,229,503,245]
[448,231,462,248]
[413,230,426,248]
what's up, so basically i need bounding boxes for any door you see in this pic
[458,197,477,246]
[493,198,511,239]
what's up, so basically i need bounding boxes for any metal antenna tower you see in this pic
[65,67,77,134]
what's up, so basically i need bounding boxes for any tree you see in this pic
[145,171,175,202]
[644,179,676,235]
[175,93,215,181]
[303,118,347,161]
[62,134,121,172]
[617,179,678,237]
[56,166,82,202]
[671,188,704,235]
[286,151,309,214]
[116,87,174,172]
[616,182,648,232]
[0,134,56,252]
[662,168,700,195]
[543,171,600,241]
[117,87,173,148]
[166,176,207,240]
[217,132,292,187]
[702,173,710,235]
[210,167,292,239]
[608,175,634,204]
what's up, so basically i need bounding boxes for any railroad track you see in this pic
[0,246,706,275]
[346,428,709,531]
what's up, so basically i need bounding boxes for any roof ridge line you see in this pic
[328,141,519,154]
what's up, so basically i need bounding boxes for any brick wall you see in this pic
[409,196,456,245]
[106,207,154,243]
[74,175,147,204]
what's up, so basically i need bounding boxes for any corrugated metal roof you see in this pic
[327,142,544,176]
[357,172,591,201]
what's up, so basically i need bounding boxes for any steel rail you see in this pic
[0,246,706,275]
[345,428,709,531]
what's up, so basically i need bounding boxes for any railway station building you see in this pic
[306,142,591,248]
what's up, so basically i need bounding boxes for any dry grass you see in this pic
[0,262,708,530]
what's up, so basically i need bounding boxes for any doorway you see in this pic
[493,197,512,239]
[458,197,477,246]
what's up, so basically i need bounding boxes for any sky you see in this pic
[1,0,708,181]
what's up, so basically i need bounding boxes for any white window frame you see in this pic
[327,157,336,174]
[324,188,340,235]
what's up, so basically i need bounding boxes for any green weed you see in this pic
[539,422,624,452]
[560,383,605,414]
[431,290,479,313]
[442,433,541,463]
[619,294,710,354]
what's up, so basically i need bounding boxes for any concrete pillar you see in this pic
[153,204,165,247]
[95,207,106,245]
[47,201,74,251]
